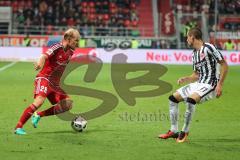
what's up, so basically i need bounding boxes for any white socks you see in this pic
[169,100,179,133]
[169,97,196,133]
[182,100,196,133]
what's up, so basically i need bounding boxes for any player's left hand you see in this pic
[34,62,41,71]
[215,83,222,98]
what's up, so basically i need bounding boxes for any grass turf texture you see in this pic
[0,62,239,160]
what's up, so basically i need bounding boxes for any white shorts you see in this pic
[177,82,216,103]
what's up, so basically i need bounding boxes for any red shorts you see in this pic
[34,77,69,105]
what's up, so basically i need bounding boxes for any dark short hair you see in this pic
[188,27,202,40]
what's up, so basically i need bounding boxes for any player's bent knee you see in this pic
[60,99,73,111]
[67,100,73,110]
[169,95,179,103]
[186,97,197,105]
[33,96,46,108]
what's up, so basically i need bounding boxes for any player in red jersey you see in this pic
[14,28,80,135]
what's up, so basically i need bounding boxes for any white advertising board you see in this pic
[0,47,239,65]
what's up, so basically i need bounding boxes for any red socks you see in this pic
[15,104,37,129]
[38,105,63,117]
[15,104,70,129]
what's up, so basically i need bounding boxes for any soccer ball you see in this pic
[71,116,87,132]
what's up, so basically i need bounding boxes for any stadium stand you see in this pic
[173,0,240,32]
[0,0,143,36]
[0,0,239,49]
[137,0,154,37]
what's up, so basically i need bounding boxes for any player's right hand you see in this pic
[177,77,187,85]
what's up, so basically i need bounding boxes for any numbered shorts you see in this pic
[177,82,216,103]
[34,77,69,105]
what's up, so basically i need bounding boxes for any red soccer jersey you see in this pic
[37,42,74,85]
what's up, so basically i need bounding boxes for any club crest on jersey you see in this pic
[200,52,205,60]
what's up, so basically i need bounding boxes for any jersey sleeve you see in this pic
[207,44,224,62]
[192,53,196,71]
[43,43,62,58]
[193,64,196,71]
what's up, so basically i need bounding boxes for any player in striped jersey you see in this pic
[14,28,81,135]
[159,27,228,143]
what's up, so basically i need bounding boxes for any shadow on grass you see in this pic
[31,128,119,146]
[188,138,240,152]
[192,138,240,143]
[34,128,115,135]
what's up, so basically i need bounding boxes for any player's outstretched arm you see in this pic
[177,71,199,85]
[215,60,228,98]
[34,54,48,71]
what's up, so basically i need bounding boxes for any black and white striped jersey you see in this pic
[192,42,224,87]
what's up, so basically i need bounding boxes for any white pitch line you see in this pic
[0,62,17,72]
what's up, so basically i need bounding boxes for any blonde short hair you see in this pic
[63,28,80,40]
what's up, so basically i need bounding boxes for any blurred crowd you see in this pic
[0,0,239,50]
[173,0,240,14]
[174,0,240,32]
[0,0,140,36]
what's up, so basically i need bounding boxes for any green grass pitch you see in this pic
[0,62,239,160]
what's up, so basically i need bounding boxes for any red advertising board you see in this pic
[159,0,175,35]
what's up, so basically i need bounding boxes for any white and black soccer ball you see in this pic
[71,116,87,132]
